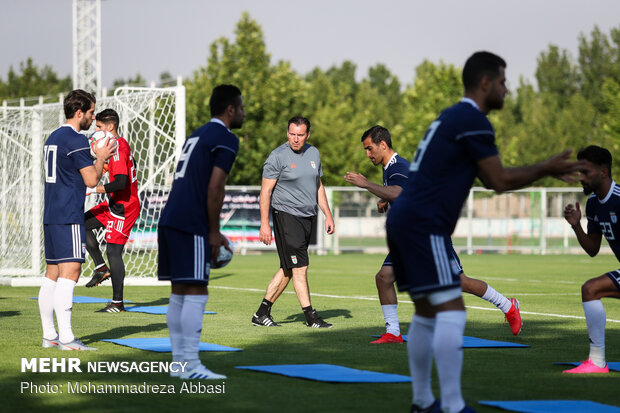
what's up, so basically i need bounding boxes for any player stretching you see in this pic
[345,125,522,343]
[39,89,116,350]
[158,85,245,380]
[386,52,581,412]
[563,145,620,374]
[84,109,140,313]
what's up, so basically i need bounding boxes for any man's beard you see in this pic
[582,184,593,195]
[487,95,504,111]
[79,117,92,131]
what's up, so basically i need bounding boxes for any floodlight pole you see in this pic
[72,0,102,97]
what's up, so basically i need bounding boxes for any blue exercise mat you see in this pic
[125,305,216,315]
[235,363,411,383]
[30,296,132,304]
[372,334,529,348]
[102,337,242,352]
[479,400,620,413]
[554,362,620,372]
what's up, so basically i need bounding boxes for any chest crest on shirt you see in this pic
[310,161,316,169]
[611,212,617,224]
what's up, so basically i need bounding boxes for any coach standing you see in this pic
[39,89,116,350]
[252,116,335,329]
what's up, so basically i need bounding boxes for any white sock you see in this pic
[381,304,400,336]
[38,277,57,340]
[583,300,606,367]
[409,314,436,409]
[54,278,76,343]
[181,294,209,367]
[434,311,466,413]
[167,293,185,363]
[481,285,512,313]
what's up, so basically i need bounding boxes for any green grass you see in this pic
[1,253,620,412]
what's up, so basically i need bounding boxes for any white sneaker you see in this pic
[59,338,97,351]
[180,364,226,380]
[42,336,59,348]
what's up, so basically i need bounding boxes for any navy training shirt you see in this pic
[159,120,239,235]
[43,125,94,225]
[585,181,620,262]
[383,153,409,205]
[388,99,499,234]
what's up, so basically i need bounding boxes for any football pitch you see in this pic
[1,253,619,412]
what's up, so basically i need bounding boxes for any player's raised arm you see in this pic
[344,172,403,202]
[79,138,117,187]
[259,177,277,245]
[477,149,583,193]
[564,202,602,257]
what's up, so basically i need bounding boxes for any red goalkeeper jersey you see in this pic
[107,136,140,219]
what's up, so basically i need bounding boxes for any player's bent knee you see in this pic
[581,280,596,300]
[376,267,395,285]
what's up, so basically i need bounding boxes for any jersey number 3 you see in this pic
[410,120,441,172]
[174,137,199,180]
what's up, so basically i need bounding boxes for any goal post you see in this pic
[0,85,185,277]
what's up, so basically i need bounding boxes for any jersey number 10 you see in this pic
[44,145,57,183]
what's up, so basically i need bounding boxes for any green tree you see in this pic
[535,45,578,105]
[600,78,620,182]
[0,58,71,101]
[112,73,147,88]
[400,60,462,151]
[185,12,307,185]
[364,63,403,128]
[577,25,620,113]
[303,63,365,186]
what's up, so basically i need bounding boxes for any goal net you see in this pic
[0,85,185,277]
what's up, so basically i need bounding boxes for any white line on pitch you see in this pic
[210,285,620,323]
[466,305,620,323]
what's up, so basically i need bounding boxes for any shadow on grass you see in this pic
[131,297,170,306]
[0,310,21,317]
[280,308,353,325]
[210,273,235,281]
[80,323,168,343]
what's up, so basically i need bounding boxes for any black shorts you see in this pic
[272,209,316,269]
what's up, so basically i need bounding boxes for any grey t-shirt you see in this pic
[262,142,323,217]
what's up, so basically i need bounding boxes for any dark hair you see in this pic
[209,84,242,117]
[96,108,119,129]
[577,145,612,177]
[64,89,96,119]
[287,116,311,133]
[361,125,392,148]
[462,51,507,92]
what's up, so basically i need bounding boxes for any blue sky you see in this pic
[3,0,620,91]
